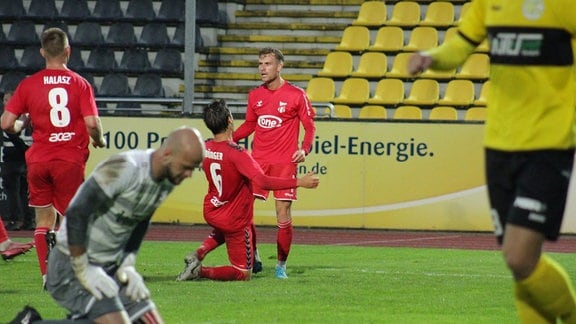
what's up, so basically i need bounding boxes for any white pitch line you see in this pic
[319,268,510,279]
[328,235,464,246]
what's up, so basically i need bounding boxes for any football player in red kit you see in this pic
[233,47,316,279]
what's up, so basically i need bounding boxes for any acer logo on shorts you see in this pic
[49,132,75,142]
[257,115,282,128]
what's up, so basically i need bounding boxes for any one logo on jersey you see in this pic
[210,196,228,207]
[48,132,75,142]
[522,0,544,20]
[491,33,542,57]
[278,101,287,113]
[257,115,282,129]
[256,100,263,108]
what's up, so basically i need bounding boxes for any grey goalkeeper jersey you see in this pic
[56,149,175,268]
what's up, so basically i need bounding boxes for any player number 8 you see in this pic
[48,87,71,128]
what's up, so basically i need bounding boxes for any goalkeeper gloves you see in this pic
[71,253,119,300]
[116,253,150,301]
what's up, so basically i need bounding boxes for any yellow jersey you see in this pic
[426,0,576,151]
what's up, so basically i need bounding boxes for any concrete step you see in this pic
[244,0,363,5]
[235,10,358,18]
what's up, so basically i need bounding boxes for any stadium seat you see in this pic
[79,72,97,93]
[429,106,458,121]
[476,39,489,53]
[93,0,124,19]
[0,46,19,70]
[473,81,490,106]
[437,79,475,107]
[358,105,387,119]
[73,22,105,46]
[456,2,471,25]
[456,53,490,81]
[419,2,454,28]
[351,1,387,27]
[27,0,58,18]
[133,74,165,97]
[20,46,44,71]
[151,48,183,74]
[317,51,353,78]
[306,77,335,102]
[419,67,456,81]
[0,71,26,93]
[125,0,156,21]
[403,79,439,106]
[332,78,371,105]
[98,73,131,108]
[442,26,458,44]
[196,1,220,25]
[172,23,185,46]
[368,26,404,53]
[403,27,438,52]
[158,0,185,22]
[334,26,370,52]
[393,106,422,120]
[367,78,404,107]
[43,21,70,35]
[385,53,414,79]
[350,52,387,79]
[7,21,39,45]
[119,48,151,73]
[386,2,421,28]
[106,22,137,46]
[464,107,487,121]
[0,1,26,19]
[60,0,91,19]
[67,49,85,70]
[86,47,118,72]
[139,23,170,47]
[326,104,353,118]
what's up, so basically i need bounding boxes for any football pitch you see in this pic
[1,235,576,323]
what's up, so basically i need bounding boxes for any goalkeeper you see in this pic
[43,126,205,323]
[408,1,576,322]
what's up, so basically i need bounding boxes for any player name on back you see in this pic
[43,75,71,85]
[206,150,223,160]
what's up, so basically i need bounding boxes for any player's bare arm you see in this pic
[84,115,106,148]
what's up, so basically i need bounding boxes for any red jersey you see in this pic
[203,139,297,232]
[6,69,98,166]
[233,81,316,164]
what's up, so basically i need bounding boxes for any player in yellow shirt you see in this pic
[409,1,576,322]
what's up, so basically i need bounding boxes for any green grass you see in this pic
[2,239,575,323]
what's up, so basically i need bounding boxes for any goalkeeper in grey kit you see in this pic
[44,126,205,323]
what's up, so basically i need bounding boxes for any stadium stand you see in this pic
[73,22,105,46]
[125,0,156,21]
[60,0,91,19]
[93,0,124,19]
[0,1,26,19]
[27,0,58,19]
[366,78,405,107]
[19,46,44,71]
[106,22,138,46]
[0,45,19,70]
[119,48,151,74]
[139,22,171,47]
[328,105,353,118]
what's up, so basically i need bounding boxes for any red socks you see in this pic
[34,227,50,275]
[277,220,293,262]
[200,266,247,281]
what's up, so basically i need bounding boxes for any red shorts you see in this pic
[253,162,297,201]
[27,160,85,215]
[216,226,254,271]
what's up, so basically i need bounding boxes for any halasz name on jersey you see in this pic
[257,115,282,129]
[488,27,573,66]
[43,75,71,85]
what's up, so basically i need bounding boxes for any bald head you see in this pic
[154,126,205,184]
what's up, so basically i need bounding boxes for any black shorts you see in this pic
[485,148,574,243]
